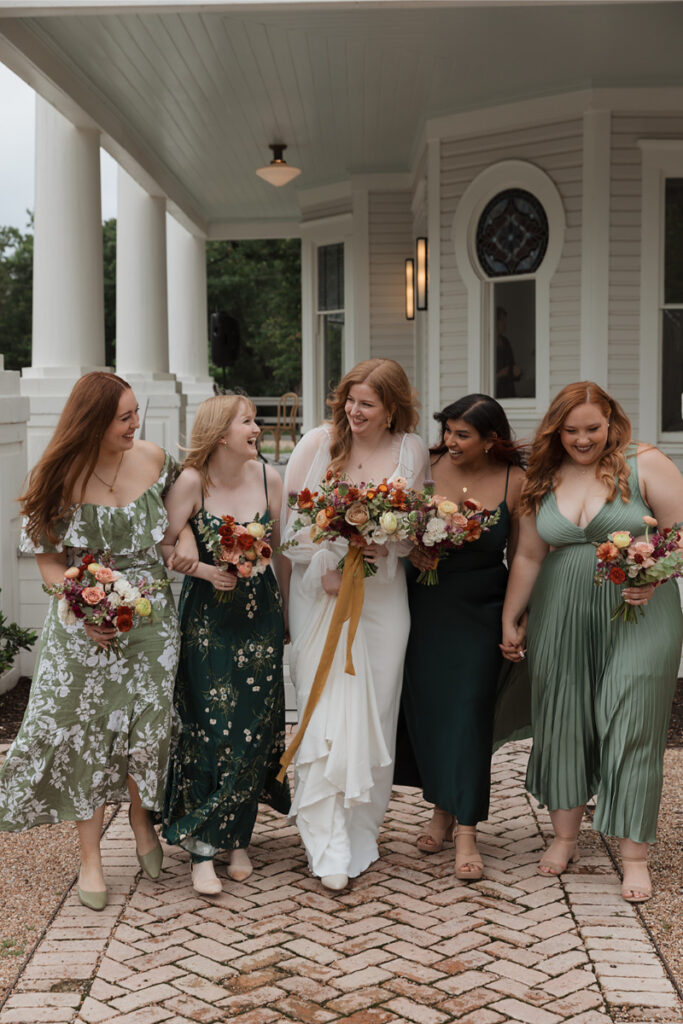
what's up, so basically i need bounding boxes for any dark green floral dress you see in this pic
[162,472,290,861]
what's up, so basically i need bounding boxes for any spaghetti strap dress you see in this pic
[162,463,290,861]
[526,451,682,843]
[400,466,529,825]
[0,452,180,829]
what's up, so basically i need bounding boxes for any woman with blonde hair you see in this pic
[0,372,180,910]
[161,393,290,895]
[281,359,429,890]
[501,382,683,902]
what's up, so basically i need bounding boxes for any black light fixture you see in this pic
[405,259,415,320]
[416,236,428,311]
[255,143,301,187]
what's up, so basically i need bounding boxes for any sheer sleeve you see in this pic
[282,426,348,598]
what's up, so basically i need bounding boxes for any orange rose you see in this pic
[94,567,116,584]
[82,587,106,605]
[596,542,619,562]
[466,521,482,541]
[315,509,330,528]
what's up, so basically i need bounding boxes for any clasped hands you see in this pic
[322,542,388,596]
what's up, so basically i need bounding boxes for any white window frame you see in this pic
[638,139,683,453]
[452,160,565,418]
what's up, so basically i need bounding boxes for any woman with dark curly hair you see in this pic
[400,394,526,879]
[501,382,683,903]
[281,359,429,890]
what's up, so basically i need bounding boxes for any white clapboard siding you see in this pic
[368,191,414,380]
[439,119,583,423]
[609,113,683,434]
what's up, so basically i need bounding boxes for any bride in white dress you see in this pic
[282,359,429,890]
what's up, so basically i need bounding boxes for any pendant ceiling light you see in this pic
[255,144,301,187]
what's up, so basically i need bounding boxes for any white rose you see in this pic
[113,580,129,597]
[370,528,388,545]
[379,511,398,535]
[107,591,122,608]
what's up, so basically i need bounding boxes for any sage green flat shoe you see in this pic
[137,838,163,880]
[77,886,108,911]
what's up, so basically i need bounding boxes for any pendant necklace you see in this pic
[92,452,125,493]
[355,430,388,470]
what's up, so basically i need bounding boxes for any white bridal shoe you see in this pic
[192,859,223,895]
[320,873,348,891]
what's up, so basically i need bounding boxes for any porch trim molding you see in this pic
[452,159,565,417]
[426,138,441,422]
[638,138,683,450]
[579,109,611,386]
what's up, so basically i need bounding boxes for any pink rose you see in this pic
[82,586,106,605]
[628,541,655,567]
[94,567,116,584]
[452,513,468,529]
[344,501,370,528]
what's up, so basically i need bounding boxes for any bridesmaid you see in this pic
[161,394,290,896]
[0,372,180,910]
[501,382,683,902]
[401,394,525,879]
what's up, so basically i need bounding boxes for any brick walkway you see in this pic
[1,742,680,1024]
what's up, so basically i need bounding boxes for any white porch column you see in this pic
[0,359,32,690]
[21,98,106,467]
[167,216,213,444]
[116,168,183,454]
[580,108,611,386]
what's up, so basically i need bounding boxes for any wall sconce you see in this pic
[416,236,428,310]
[405,259,415,320]
[255,144,301,187]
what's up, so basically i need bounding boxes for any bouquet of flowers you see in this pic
[196,513,275,601]
[594,516,683,623]
[288,473,423,576]
[44,552,169,655]
[411,487,502,585]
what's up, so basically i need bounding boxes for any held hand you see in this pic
[168,547,199,575]
[84,622,118,649]
[408,546,438,572]
[201,564,238,592]
[322,569,342,596]
[363,542,389,564]
[499,618,527,662]
[623,583,655,607]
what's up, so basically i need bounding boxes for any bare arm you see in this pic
[35,551,68,588]
[161,469,231,587]
[266,465,291,632]
[637,446,683,529]
[500,511,548,659]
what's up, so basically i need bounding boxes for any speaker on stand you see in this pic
[210,312,241,389]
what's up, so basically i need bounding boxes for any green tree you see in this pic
[0,219,33,371]
[207,238,301,394]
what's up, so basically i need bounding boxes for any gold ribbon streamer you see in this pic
[276,545,366,783]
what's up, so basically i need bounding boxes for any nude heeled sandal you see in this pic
[621,857,652,903]
[537,835,580,876]
[454,825,484,881]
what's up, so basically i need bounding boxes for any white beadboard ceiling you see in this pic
[1,2,682,229]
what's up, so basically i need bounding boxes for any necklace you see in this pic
[92,452,125,492]
[353,430,389,470]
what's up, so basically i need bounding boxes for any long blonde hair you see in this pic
[521,381,633,514]
[183,394,257,492]
[327,359,419,476]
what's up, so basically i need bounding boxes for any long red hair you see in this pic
[20,372,132,544]
[327,359,419,477]
[521,381,632,514]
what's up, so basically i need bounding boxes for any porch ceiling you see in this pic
[1,2,682,231]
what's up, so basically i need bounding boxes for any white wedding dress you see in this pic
[282,425,430,878]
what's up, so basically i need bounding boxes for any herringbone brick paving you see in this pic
[2,742,680,1024]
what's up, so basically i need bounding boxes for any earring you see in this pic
[484,446,491,455]
[386,415,392,430]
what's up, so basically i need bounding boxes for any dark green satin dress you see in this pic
[401,469,529,825]
[526,452,682,843]
[163,468,290,861]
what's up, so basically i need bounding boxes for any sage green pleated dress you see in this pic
[526,452,682,843]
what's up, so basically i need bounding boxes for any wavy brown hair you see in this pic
[327,359,419,476]
[182,393,257,493]
[20,372,132,545]
[520,381,633,514]
[431,394,525,467]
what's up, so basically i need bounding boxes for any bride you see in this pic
[282,358,429,890]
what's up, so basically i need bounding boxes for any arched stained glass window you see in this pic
[476,189,548,278]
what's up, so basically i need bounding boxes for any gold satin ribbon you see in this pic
[276,545,366,783]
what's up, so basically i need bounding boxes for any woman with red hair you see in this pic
[0,373,183,911]
[501,382,683,902]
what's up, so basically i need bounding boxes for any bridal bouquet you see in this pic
[411,487,502,585]
[44,552,168,655]
[289,473,422,576]
[196,513,275,601]
[594,517,683,623]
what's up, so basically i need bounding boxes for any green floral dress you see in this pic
[0,453,180,830]
[162,481,291,861]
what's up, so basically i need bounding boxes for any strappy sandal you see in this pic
[621,857,652,903]
[537,835,580,876]
[454,825,483,881]
[416,809,454,854]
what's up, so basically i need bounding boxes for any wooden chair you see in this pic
[260,392,300,461]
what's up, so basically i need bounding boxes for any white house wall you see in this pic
[439,118,583,445]
[368,191,414,381]
[610,113,683,438]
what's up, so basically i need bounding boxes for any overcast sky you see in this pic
[0,62,118,231]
